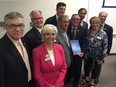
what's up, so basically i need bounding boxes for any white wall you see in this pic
[0,0,116,53]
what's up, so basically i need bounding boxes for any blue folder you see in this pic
[70,40,81,55]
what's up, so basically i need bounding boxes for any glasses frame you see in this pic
[6,23,25,30]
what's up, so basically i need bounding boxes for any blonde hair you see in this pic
[41,24,58,35]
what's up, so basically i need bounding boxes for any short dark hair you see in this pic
[78,8,87,14]
[56,2,66,9]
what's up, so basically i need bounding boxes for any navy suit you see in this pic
[67,24,87,86]
[80,21,88,30]
[0,34,33,87]
[103,24,113,54]
[24,26,43,56]
[44,15,57,26]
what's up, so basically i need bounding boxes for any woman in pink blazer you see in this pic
[32,24,67,87]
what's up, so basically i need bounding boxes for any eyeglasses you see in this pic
[32,17,43,21]
[6,23,25,29]
[72,18,80,21]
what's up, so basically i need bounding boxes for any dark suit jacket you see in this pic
[80,21,88,29]
[24,26,42,55]
[67,24,87,52]
[0,34,32,87]
[44,15,57,26]
[103,24,113,54]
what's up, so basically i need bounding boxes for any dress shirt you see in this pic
[34,26,42,33]
[80,21,83,26]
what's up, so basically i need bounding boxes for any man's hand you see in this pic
[77,52,84,57]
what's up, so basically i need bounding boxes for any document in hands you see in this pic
[70,40,81,55]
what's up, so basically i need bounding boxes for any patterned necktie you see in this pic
[64,32,70,47]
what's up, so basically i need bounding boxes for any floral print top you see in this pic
[86,29,108,61]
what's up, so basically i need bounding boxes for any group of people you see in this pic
[0,2,113,87]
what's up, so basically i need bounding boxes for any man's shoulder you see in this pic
[24,27,36,36]
[46,15,56,21]
[105,23,113,29]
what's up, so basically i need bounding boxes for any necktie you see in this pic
[64,32,70,47]
[17,40,31,81]
[72,28,76,39]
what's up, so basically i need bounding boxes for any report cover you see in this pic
[70,40,81,55]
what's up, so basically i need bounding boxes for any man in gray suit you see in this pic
[56,14,72,84]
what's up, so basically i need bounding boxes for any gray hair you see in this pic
[4,11,24,25]
[58,14,68,22]
[30,10,42,19]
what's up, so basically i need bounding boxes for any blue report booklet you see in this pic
[70,40,81,55]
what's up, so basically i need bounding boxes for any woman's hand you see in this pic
[97,60,103,65]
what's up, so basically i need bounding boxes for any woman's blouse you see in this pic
[86,29,108,61]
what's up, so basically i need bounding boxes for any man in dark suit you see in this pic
[0,12,33,87]
[94,11,113,84]
[24,10,43,56]
[78,8,88,29]
[78,8,88,80]
[67,14,87,87]
[56,14,72,85]
[44,2,66,26]
[99,11,113,55]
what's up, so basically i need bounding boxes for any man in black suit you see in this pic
[0,12,33,87]
[99,11,113,55]
[94,11,113,84]
[24,10,43,56]
[67,14,87,87]
[44,2,66,26]
[78,8,88,80]
[78,8,88,29]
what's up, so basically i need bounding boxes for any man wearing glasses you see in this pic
[0,12,33,87]
[24,10,43,56]
[67,14,87,87]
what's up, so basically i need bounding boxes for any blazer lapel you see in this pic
[33,26,42,39]
[58,28,69,47]
[41,44,55,72]
[4,34,26,68]
[53,44,59,67]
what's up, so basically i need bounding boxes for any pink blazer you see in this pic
[32,43,67,87]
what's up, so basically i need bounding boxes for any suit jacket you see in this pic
[83,21,88,29]
[32,43,67,87]
[44,15,57,26]
[24,26,43,55]
[0,34,32,87]
[103,24,113,54]
[67,24,87,52]
[56,27,72,67]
